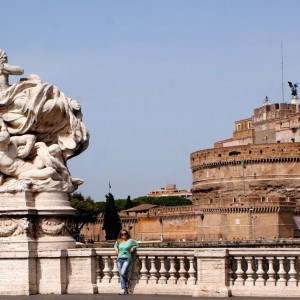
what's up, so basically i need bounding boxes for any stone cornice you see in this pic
[198,206,295,214]
[192,156,300,171]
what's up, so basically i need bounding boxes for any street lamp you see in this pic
[159,217,163,242]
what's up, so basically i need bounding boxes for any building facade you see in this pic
[191,98,300,240]
[147,184,192,200]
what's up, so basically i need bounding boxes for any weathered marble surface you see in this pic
[0,51,89,253]
[0,50,89,194]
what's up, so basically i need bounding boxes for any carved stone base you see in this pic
[0,191,76,251]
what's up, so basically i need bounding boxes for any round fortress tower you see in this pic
[191,143,300,204]
[190,101,300,240]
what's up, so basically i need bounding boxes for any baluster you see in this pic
[101,255,111,283]
[128,255,139,290]
[244,256,255,286]
[228,257,234,286]
[266,256,276,286]
[168,257,177,284]
[96,255,101,284]
[148,256,158,283]
[139,256,149,283]
[187,256,196,285]
[287,256,297,286]
[277,256,287,286]
[235,256,244,286]
[297,257,300,285]
[158,256,167,284]
[255,256,265,286]
[177,256,187,284]
[111,256,119,283]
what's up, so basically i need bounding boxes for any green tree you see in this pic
[125,195,134,210]
[70,192,103,241]
[103,193,122,240]
[132,196,192,207]
[114,199,127,211]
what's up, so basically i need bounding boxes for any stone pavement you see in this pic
[0,295,294,300]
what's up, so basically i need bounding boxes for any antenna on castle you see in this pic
[281,41,285,103]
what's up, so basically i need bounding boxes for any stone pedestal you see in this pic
[66,249,98,294]
[291,96,299,104]
[0,191,76,294]
[0,191,75,252]
[193,248,232,297]
[0,251,37,295]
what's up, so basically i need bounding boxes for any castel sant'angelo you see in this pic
[191,84,300,241]
[83,84,300,242]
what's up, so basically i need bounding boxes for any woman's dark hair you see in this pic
[117,229,130,243]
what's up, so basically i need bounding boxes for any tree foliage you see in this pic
[113,195,192,211]
[114,199,128,211]
[125,195,134,210]
[103,193,122,240]
[69,192,103,241]
[132,196,192,207]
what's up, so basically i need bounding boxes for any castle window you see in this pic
[292,138,295,142]
[277,141,281,143]
[233,197,239,203]
[229,151,241,156]
[209,199,213,204]
[249,150,252,154]
[261,197,267,202]
[260,150,263,154]
[218,154,222,157]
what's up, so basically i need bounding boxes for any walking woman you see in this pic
[114,229,139,295]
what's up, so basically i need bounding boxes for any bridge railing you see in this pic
[95,248,196,295]
[67,247,300,297]
[228,248,300,297]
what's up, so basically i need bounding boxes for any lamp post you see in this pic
[159,217,164,242]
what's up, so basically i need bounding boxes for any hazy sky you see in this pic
[1,0,300,200]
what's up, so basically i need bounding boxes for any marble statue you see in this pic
[0,50,89,193]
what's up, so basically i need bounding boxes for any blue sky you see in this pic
[1,0,300,200]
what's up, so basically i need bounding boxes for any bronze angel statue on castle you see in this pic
[288,81,298,97]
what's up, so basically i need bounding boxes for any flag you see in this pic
[109,181,111,189]
[241,160,246,169]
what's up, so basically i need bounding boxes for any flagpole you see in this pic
[281,41,285,103]
[109,180,111,194]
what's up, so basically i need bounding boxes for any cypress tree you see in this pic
[103,193,122,240]
[125,195,134,210]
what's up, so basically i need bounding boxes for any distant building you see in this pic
[147,184,192,200]
[80,204,198,242]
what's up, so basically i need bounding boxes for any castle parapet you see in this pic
[191,142,300,171]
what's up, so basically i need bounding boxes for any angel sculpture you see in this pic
[0,50,89,193]
[288,81,298,97]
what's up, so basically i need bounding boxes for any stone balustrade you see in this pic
[228,248,300,297]
[1,247,300,296]
[93,247,300,297]
[95,248,196,295]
